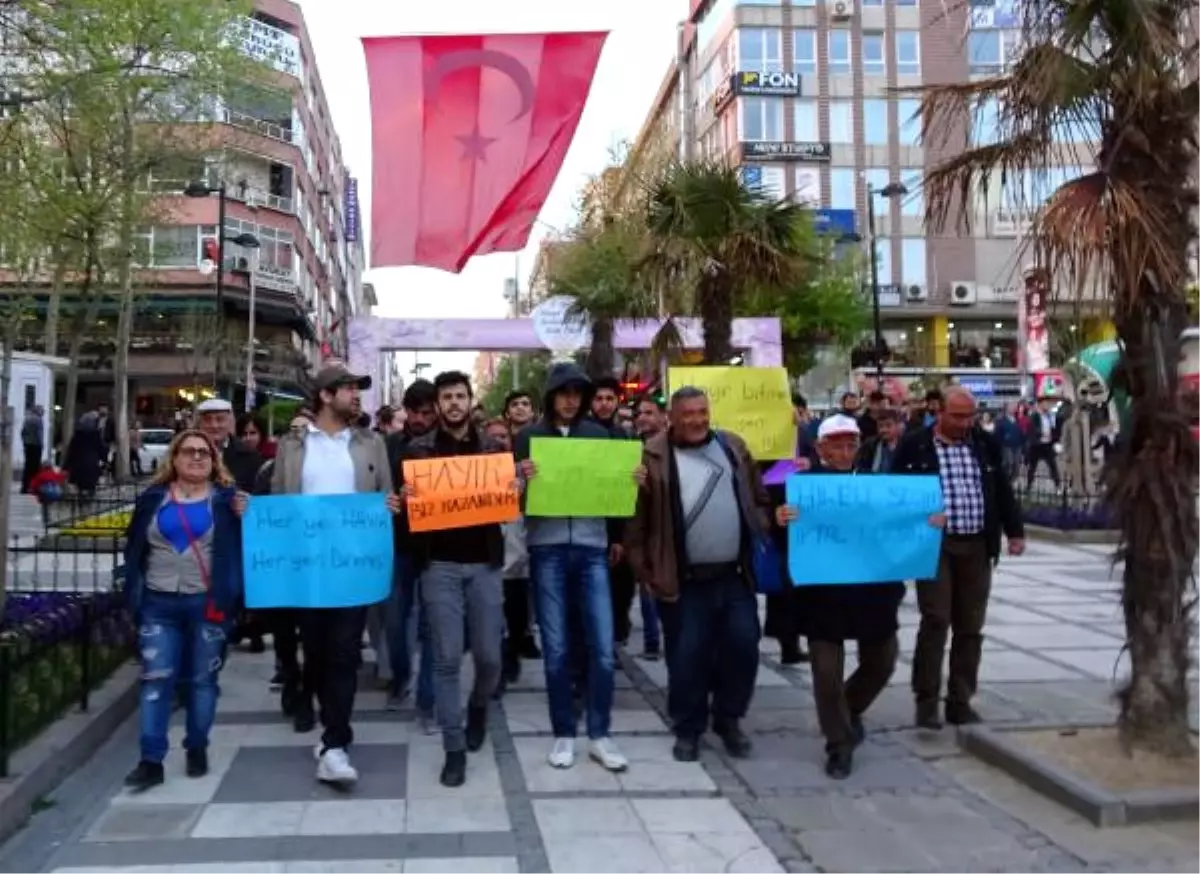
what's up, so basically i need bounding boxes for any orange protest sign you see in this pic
[402,453,520,532]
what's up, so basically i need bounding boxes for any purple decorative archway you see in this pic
[348,316,783,413]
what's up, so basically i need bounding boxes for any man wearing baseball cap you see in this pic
[269,362,401,787]
[774,413,943,779]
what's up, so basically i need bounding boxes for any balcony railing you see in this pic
[240,187,294,215]
[218,108,294,145]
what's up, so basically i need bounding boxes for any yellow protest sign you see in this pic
[668,366,793,460]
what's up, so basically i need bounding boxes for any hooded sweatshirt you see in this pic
[513,362,615,549]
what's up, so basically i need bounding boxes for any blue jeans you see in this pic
[639,590,661,653]
[530,544,614,739]
[137,590,227,763]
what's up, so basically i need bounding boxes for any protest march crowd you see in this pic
[120,358,1026,795]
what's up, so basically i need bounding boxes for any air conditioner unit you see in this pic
[831,0,852,20]
[906,284,928,302]
[233,256,250,272]
[950,281,978,306]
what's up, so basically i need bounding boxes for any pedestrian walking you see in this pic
[20,404,44,494]
[121,430,246,791]
[400,371,511,788]
[270,364,401,786]
[625,386,770,763]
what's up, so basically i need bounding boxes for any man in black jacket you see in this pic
[590,376,636,649]
[382,380,438,717]
[890,386,1025,729]
[399,371,511,788]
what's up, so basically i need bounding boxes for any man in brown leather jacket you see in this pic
[625,386,774,763]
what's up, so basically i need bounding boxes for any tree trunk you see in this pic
[698,270,735,364]
[44,254,67,357]
[110,111,137,482]
[61,235,103,451]
[585,317,615,381]
[0,315,16,615]
[1110,298,1198,757]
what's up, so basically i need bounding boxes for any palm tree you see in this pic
[916,0,1198,754]
[548,215,659,381]
[642,159,817,364]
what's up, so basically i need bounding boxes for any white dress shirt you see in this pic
[300,425,356,495]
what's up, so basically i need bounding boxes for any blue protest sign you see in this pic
[243,493,394,609]
[785,474,943,585]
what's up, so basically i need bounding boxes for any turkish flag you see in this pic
[362,32,608,273]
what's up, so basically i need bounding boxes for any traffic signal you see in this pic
[619,380,644,402]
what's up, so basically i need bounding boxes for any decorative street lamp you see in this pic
[866,180,910,379]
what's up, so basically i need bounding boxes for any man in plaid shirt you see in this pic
[891,386,1025,728]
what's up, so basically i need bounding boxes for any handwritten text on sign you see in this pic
[402,453,519,532]
[668,366,793,460]
[785,474,944,585]
[243,492,394,609]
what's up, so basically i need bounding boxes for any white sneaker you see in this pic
[548,737,576,769]
[316,747,359,785]
[589,737,628,772]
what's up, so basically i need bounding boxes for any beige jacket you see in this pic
[271,427,393,495]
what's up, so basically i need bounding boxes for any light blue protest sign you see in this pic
[785,474,943,585]
[243,492,394,609]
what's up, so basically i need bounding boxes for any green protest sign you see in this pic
[526,437,643,518]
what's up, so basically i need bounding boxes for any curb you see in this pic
[1025,525,1120,546]
[958,723,1199,827]
[0,663,139,845]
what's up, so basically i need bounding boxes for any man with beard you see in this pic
[590,377,637,651]
[271,364,400,786]
[383,380,439,721]
[400,371,510,787]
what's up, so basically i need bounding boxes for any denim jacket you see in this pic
[123,484,244,619]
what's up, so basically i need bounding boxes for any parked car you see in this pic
[138,428,174,473]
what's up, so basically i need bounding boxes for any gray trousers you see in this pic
[421,561,504,752]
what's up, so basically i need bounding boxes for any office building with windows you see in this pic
[666,0,1112,395]
[2,0,364,422]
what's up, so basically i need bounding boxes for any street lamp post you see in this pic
[866,180,910,380]
[183,180,260,396]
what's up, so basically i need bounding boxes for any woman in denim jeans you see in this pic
[122,429,246,791]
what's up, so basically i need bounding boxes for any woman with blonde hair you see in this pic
[122,429,246,791]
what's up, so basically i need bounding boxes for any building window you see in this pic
[861,0,884,6]
[795,167,821,204]
[740,97,785,141]
[830,168,857,210]
[828,100,854,144]
[968,29,1022,74]
[828,30,852,75]
[895,30,920,74]
[793,28,817,74]
[896,98,921,146]
[861,32,886,75]
[896,0,917,6]
[900,169,924,217]
[862,99,889,145]
[873,237,894,285]
[792,0,815,7]
[794,99,818,140]
[864,167,890,202]
[738,28,783,73]
[900,238,927,286]
[972,97,1000,145]
[760,166,787,199]
[697,0,734,56]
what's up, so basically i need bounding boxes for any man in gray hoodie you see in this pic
[513,363,641,773]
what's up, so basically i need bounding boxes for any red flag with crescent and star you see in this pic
[361,32,608,273]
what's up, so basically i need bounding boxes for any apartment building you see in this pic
[617,0,1112,398]
[5,0,363,423]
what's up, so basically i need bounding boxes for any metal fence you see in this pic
[40,483,140,533]
[1,534,132,776]
[1013,481,1116,530]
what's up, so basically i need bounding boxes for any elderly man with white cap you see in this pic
[775,413,944,779]
[195,398,261,493]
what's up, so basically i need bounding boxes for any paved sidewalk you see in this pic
[1,539,1197,873]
